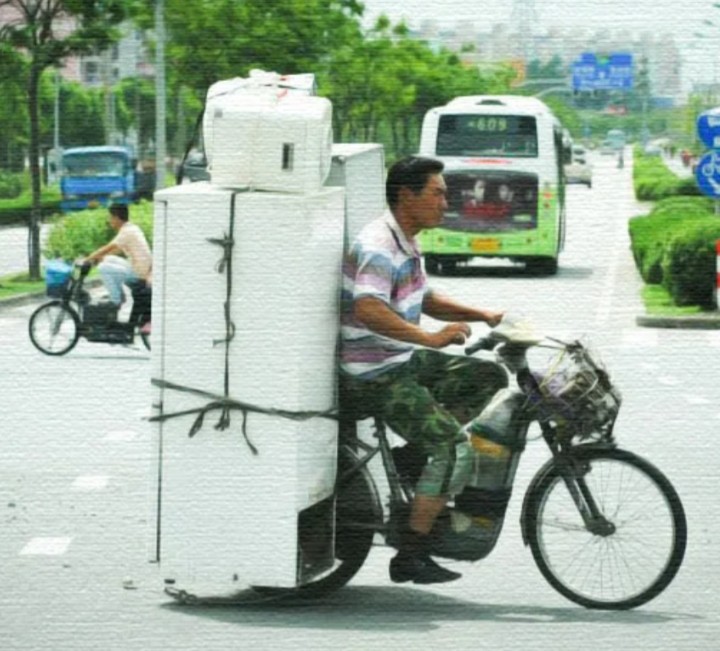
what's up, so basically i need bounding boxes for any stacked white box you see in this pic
[149,182,344,591]
[325,143,386,246]
[204,88,333,194]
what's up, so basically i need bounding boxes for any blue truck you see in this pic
[60,145,155,212]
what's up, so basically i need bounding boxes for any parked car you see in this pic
[177,149,209,183]
[564,145,593,187]
[599,139,616,155]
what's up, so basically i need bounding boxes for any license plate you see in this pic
[470,238,500,252]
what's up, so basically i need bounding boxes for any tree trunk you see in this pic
[27,64,43,281]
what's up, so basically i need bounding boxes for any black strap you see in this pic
[150,378,338,455]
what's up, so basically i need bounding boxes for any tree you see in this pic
[0,45,27,170]
[0,0,132,280]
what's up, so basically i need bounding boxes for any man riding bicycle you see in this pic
[340,156,507,585]
[83,203,152,331]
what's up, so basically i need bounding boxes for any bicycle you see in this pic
[28,261,151,355]
[260,316,687,610]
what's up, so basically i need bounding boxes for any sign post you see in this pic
[695,108,720,214]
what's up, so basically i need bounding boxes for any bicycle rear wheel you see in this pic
[253,445,381,599]
[28,301,80,356]
[526,447,686,610]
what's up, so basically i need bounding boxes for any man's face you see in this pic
[108,214,122,231]
[402,173,447,232]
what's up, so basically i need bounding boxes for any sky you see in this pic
[360,0,720,93]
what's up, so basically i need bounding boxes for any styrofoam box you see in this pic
[325,143,386,248]
[148,183,344,588]
[204,89,333,194]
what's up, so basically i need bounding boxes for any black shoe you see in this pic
[389,552,462,584]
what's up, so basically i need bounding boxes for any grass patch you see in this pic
[642,284,705,316]
[0,272,46,301]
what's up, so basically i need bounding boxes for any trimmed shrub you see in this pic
[44,201,154,261]
[662,218,720,309]
[632,148,701,201]
[628,196,714,284]
[0,172,23,199]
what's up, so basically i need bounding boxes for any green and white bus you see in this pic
[417,95,571,275]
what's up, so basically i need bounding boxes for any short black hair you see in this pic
[386,156,444,209]
[109,203,129,221]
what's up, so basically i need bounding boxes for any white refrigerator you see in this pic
[148,182,345,595]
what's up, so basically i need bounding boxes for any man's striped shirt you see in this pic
[340,211,428,379]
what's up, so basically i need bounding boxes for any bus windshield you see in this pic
[436,114,538,158]
[63,152,128,177]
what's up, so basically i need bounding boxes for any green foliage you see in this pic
[661,218,720,309]
[44,201,153,261]
[628,196,714,284]
[0,171,23,199]
[0,184,61,225]
[633,147,701,201]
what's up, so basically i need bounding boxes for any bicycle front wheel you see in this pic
[526,447,686,610]
[28,301,80,356]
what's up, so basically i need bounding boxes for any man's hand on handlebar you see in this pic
[428,322,472,348]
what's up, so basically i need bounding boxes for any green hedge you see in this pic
[633,148,701,201]
[0,172,23,199]
[662,218,720,309]
[44,201,154,261]
[0,186,62,225]
[629,196,714,284]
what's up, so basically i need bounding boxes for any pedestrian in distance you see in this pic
[339,155,508,585]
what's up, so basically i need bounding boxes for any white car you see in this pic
[564,146,593,187]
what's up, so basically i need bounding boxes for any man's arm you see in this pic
[354,296,471,349]
[85,241,120,264]
[422,290,504,326]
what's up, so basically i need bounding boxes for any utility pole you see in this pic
[155,0,167,191]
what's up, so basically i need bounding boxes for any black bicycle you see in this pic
[254,317,687,610]
[28,262,151,355]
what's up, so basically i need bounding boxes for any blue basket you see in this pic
[45,260,72,298]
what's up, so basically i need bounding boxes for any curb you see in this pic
[636,313,720,330]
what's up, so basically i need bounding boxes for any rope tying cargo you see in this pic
[149,378,337,455]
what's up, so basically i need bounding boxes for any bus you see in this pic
[417,95,571,275]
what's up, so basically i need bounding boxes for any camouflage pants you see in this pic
[340,350,508,497]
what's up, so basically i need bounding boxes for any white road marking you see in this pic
[71,475,109,491]
[20,537,72,556]
[622,329,659,347]
[658,376,680,386]
[103,430,138,442]
[685,395,711,405]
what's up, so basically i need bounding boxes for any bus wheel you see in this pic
[425,255,440,275]
[439,258,457,274]
[526,257,558,276]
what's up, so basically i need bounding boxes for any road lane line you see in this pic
[20,537,72,556]
[71,475,110,491]
[103,430,138,442]
[684,394,711,405]
[621,328,659,347]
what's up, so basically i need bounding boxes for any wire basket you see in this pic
[529,341,621,441]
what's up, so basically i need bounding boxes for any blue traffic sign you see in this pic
[697,108,720,150]
[695,151,720,198]
[572,52,633,91]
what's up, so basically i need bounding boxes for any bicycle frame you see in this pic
[336,337,622,559]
